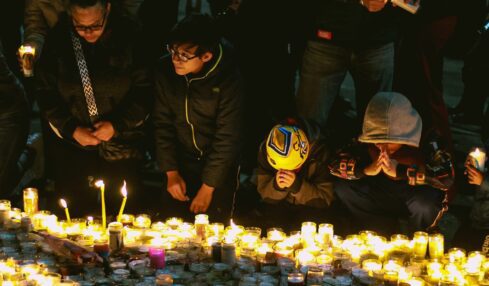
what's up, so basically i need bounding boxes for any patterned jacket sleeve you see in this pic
[328,140,369,180]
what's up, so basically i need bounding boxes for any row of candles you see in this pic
[2,190,489,286]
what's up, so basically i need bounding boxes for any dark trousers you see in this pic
[0,106,29,196]
[334,176,444,236]
[297,41,394,128]
[160,153,239,224]
[49,135,144,219]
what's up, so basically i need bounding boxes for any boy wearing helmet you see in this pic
[255,119,335,228]
[329,92,454,234]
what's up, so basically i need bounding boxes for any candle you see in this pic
[0,200,11,226]
[447,247,466,265]
[59,199,71,223]
[117,181,128,223]
[428,233,444,259]
[413,231,428,259]
[465,251,484,274]
[427,260,443,282]
[165,217,183,229]
[318,223,334,246]
[469,147,486,171]
[221,242,236,265]
[296,249,315,267]
[108,222,124,252]
[208,222,224,237]
[120,214,134,226]
[362,259,382,276]
[406,277,425,286]
[95,180,106,229]
[149,246,165,269]
[194,214,209,240]
[18,45,36,77]
[287,272,305,286]
[267,228,286,242]
[134,214,151,229]
[23,188,39,216]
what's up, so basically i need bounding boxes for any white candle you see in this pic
[469,148,486,171]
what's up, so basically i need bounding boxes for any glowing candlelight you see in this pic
[469,147,486,171]
[413,231,428,258]
[95,180,106,229]
[59,199,71,223]
[117,181,127,223]
[428,233,444,259]
[23,188,39,216]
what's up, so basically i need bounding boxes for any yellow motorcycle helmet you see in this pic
[266,124,310,171]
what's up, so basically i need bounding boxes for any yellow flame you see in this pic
[59,198,67,208]
[95,180,104,188]
[121,181,127,197]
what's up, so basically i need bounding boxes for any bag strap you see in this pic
[70,31,99,123]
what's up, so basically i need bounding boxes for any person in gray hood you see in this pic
[329,92,454,235]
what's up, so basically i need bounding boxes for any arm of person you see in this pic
[23,0,50,55]
[288,148,334,208]
[256,143,289,203]
[329,141,370,180]
[35,46,80,140]
[201,74,244,189]
[153,74,178,173]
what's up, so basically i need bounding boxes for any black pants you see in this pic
[160,153,239,224]
[334,176,444,236]
[49,136,144,219]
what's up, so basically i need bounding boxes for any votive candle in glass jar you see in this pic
[23,188,38,216]
[0,200,12,225]
[428,233,444,260]
[413,231,428,259]
[134,214,151,229]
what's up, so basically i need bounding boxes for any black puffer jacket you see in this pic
[36,13,152,146]
[153,43,244,189]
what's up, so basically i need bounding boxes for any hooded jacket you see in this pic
[257,122,334,208]
[330,92,453,192]
[153,42,244,189]
[470,141,489,230]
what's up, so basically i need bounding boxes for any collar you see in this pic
[186,44,223,83]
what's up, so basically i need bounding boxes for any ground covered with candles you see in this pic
[0,212,488,285]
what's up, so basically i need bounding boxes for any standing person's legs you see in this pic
[350,42,394,122]
[402,187,444,232]
[296,41,349,127]
[0,109,29,197]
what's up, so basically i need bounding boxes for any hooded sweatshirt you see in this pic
[329,92,453,191]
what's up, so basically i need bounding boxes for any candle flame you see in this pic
[474,148,481,156]
[19,45,35,55]
[121,181,127,197]
[95,180,104,188]
[59,198,67,208]
[230,219,236,228]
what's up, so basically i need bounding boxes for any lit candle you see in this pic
[413,231,428,259]
[469,147,486,171]
[318,223,334,246]
[465,251,484,274]
[194,214,209,240]
[18,45,36,77]
[362,259,382,276]
[427,260,443,282]
[0,200,11,226]
[267,228,286,242]
[406,277,425,286]
[428,233,444,259]
[134,214,151,229]
[117,181,128,223]
[447,247,466,265]
[23,188,39,216]
[59,199,71,223]
[296,249,315,267]
[95,180,106,229]
[166,217,183,229]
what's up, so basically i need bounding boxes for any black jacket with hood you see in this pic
[153,42,244,189]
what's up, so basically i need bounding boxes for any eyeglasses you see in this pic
[166,45,199,62]
[73,9,108,33]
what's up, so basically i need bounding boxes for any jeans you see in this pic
[297,41,394,127]
[334,176,444,235]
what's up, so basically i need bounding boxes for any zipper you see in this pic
[185,77,204,158]
[182,44,224,159]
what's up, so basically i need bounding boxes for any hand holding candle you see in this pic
[95,180,106,229]
[59,199,71,223]
[117,181,128,223]
[468,148,486,172]
[18,45,36,77]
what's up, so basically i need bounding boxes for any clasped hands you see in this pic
[364,150,398,177]
[73,121,115,146]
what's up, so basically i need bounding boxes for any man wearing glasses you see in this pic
[153,15,244,223]
[36,0,151,216]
